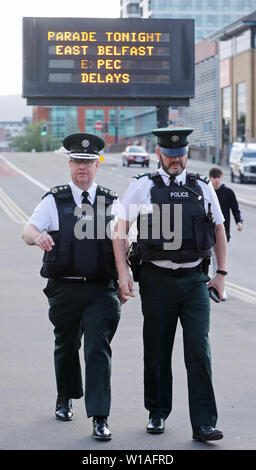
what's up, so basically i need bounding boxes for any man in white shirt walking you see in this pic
[22,133,122,441]
[113,127,227,442]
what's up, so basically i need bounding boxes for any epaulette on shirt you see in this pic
[132,172,152,180]
[132,171,210,185]
[195,173,210,184]
[42,184,70,199]
[42,184,118,200]
[97,186,118,199]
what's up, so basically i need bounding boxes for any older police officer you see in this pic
[113,128,227,442]
[22,133,122,441]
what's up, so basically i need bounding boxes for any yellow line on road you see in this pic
[226,281,256,298]
[0,198,22,223]
[226,286,256,305]
[226,281,256,305]
[0,187,29,223]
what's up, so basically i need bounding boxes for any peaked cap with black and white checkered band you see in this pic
[152,127,193,157]
[63,133,105,160]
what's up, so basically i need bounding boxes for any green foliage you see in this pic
[12,120,62,152]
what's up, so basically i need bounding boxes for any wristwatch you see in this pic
[216,270,228,276]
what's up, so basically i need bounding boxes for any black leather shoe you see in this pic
[55,396,73,421]
[192,425,223,442]
[92,416,112,440]
[146,417,165,434]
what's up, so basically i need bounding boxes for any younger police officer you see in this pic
[22,133,121,441]
[113,128,227,442]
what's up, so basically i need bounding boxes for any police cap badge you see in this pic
[63,133,105,160]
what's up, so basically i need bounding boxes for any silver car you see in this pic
[122,146,150,168]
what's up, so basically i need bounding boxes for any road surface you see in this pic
[0,151,255,456]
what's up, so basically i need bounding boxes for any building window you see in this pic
[223,15,231,24]
[219,39,232,60]
[85,109,104,136]
[49,107,77,138]
[207,0,215,8]
[203,121,213,132]
[207,14,218,25]
[109,108,133,137]
[242,0,253,7]
[222,86,231,146]
[234,29,251,55]
[127,3,140,14]
[236,82,246,142]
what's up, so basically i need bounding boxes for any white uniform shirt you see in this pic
[120,167,225,270]
[28,180,117,233]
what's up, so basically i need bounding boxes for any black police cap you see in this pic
[152,127,193,156]
[63,133,105,159]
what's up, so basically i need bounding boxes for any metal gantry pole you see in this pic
[156,104,169,168]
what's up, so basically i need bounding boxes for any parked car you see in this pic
[229,142,256,183]
[122,145,150,167]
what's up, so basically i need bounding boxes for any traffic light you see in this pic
[41,124,47,136]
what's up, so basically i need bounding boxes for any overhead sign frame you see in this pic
[23,17,194,106]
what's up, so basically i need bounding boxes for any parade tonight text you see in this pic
[47,30,167,84]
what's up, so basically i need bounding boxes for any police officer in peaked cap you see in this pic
[22,133,124,441]
[113,127,227,442]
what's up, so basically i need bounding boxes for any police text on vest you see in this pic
[170,191,189,198]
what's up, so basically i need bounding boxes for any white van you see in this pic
[229,142,256,183]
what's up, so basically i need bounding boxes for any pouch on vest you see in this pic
[194,215,216,251]
[101,239,117,277]
[42,231,72,266]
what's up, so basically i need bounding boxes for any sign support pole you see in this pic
[115,107,120,143]
[156,104,169,168]
[156,104,169,128]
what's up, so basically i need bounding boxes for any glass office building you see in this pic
[120,1,256,149]
[121,0,255,42]
[84,108,135,139]
[49,107,79,138]
[43,106,136,148]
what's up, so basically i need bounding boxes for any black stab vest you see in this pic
[40,185,117,280]
[137,172,216,263]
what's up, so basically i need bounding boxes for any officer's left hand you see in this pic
[34,232,55,251]
[208,274,225,301]
[117,287,128,305]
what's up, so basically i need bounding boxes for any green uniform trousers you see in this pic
[138,262,218,430]
[43,278,120,418]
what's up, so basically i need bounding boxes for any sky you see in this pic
[0,0,120,96]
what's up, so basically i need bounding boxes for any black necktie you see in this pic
[169,175,176,184]
[81,191,91,205]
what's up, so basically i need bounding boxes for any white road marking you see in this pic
[0,153,49,191]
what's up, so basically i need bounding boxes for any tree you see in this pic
[12,120,62,152]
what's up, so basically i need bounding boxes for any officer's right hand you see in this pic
[35,232,55,251]
[208,273,225,301]
[118,269,135,299]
